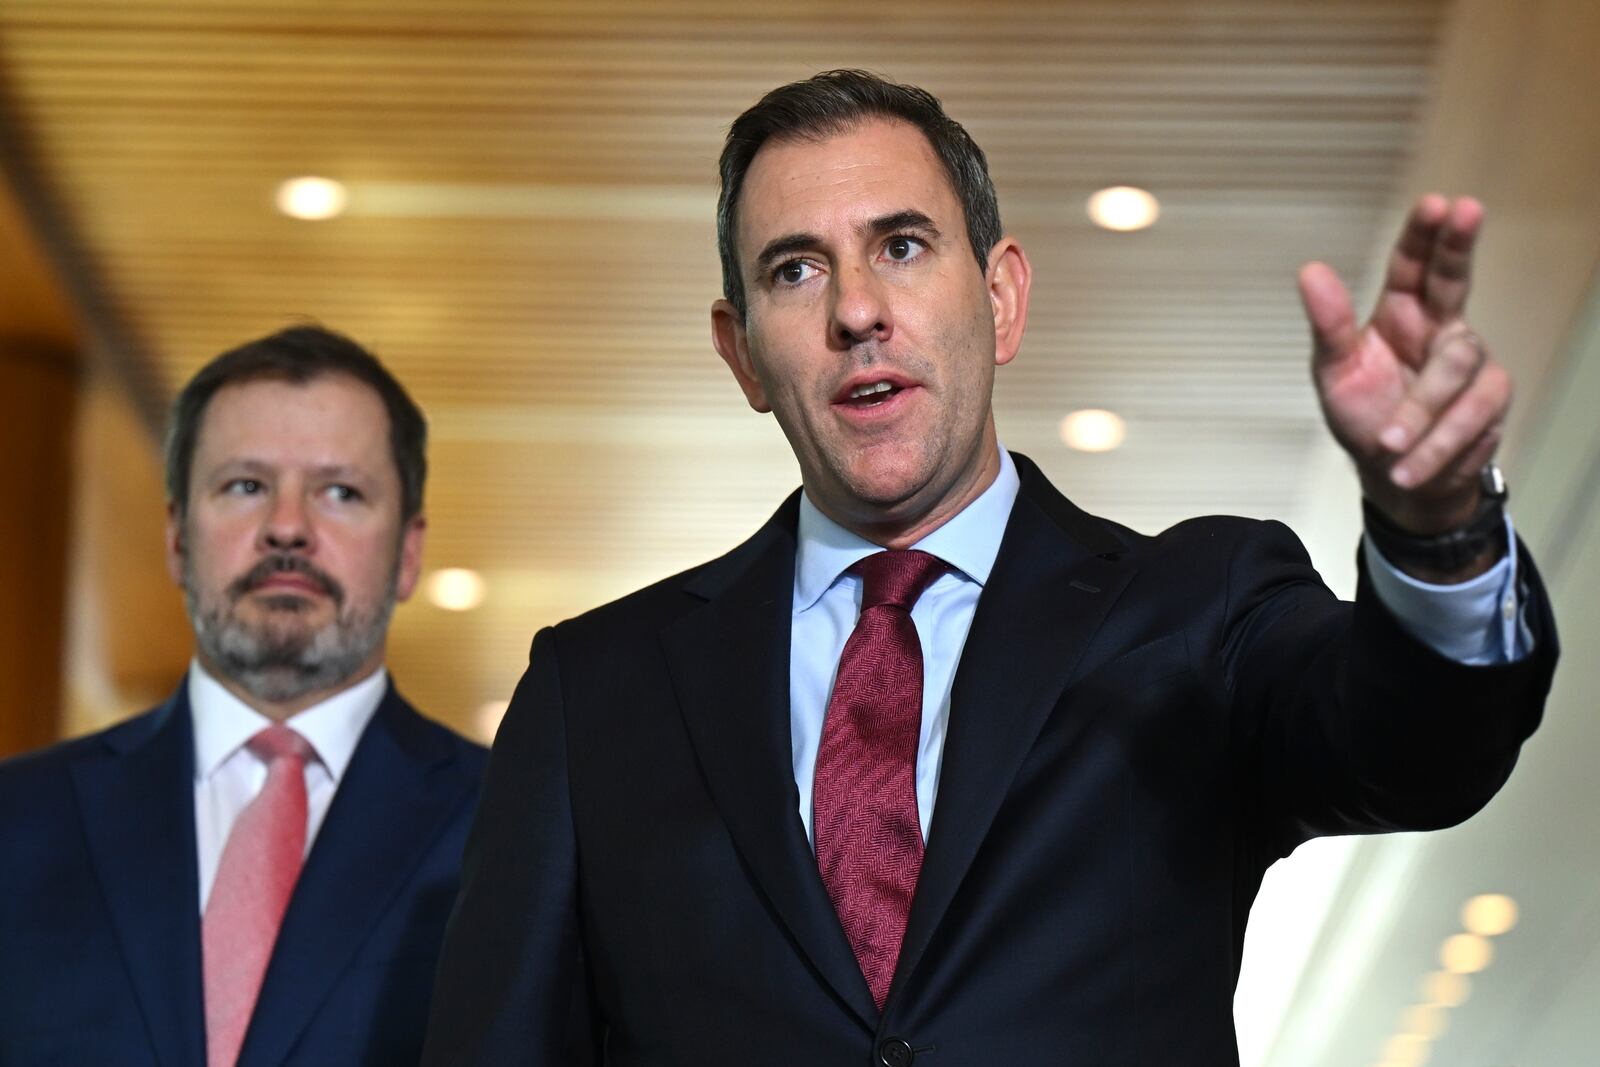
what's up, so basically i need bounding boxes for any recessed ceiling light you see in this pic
[1401,1003,1448,1040]
[1440,932,1493,974]
[276,176,348,220]
[1087,185,1159,231]
[1381,1033,1430,1067]
[1461,893,1519,936]
[1059,408,1127,452]
[426,567,486,612]
[1421,970,1471,1008]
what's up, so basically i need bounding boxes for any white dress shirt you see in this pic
[790,448,1529,846]
[189,659,386,913]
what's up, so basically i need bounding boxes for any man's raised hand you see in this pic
[1298,194,1511,537]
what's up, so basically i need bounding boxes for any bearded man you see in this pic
[0,325,487,1067]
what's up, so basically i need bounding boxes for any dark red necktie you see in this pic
[813,548,948,1011]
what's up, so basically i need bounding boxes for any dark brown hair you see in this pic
[165,324,427,520]
[717,69,1003,318]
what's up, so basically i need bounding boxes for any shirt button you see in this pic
[1503,596,1516,621]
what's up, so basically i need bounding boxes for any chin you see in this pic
[847,444,941,501]
[242,606,330,641]
[834,472,935,522]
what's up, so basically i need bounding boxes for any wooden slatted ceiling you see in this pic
[0,0,1448,733]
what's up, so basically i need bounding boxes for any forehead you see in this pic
[735,118,961,253]
[193,373,392,472]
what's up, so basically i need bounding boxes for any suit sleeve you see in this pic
[1220,521,1559,859]
[422,627,598,1065]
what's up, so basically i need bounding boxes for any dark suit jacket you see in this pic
[423,454,1557,1066]
[0,680,487,1067]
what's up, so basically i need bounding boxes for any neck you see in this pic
[196,650,385,722]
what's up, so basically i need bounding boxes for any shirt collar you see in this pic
[188,658,388,783]
[794,446,1021,612]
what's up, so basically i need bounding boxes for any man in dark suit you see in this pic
[423,71,1557,1065]
[0,325,487,1066]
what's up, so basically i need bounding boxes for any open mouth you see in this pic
[838,378,911,409]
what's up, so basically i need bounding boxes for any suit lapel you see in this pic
[891,455,1138,1002]
[70,691,207,1067]
[662,494,880,1031]
[239,689,473,1067]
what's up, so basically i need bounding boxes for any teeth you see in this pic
[849,381,894,399]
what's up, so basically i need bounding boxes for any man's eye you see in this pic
[324,484,362,503]
[224,478,263,495]
[774,260,818,286]
[884,236,926,262]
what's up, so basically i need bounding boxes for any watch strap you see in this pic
[1363,466,1510,573]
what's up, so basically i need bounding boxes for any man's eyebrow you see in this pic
[211,458,274,477]
[210,459,369,481]
[754,232,823,277]
[308,463,370,481]
[861,210,941,240]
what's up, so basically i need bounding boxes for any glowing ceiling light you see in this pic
[1087,185,1160,231]
[276,176,348,220]
[426,567,486,612]
[1440,932,1494,974]
[1462,893,1519,936]
[1401,1003,1449,1040]
[1382,1033,1431,1067]
[1059,408,1127,452]
[1421,970,1471,1008]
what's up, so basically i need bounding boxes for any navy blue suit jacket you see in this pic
[423,453,1558,1066]
[0,680,487,1066]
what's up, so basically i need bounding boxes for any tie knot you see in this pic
[247,723,312,766]
[851,549,949,612]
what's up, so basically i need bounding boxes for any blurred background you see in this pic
[1,1,1595,1063]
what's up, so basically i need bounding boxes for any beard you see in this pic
[186,550,397,704]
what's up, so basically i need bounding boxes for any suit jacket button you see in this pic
[878,1037,915,1067]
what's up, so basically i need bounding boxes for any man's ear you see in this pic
[986,237,1032,368]
[164,502,186,585]
[393,514,427,602]
[711,299,771,413]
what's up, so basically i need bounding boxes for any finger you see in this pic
[1389,361,1511,489]
[1442,424,1503,492]
[1380,194,1450,298]
[1423,196,1483,320]
[1297,262,1360,373]
[1375,324,1488,454]
[1372,195,1449,363]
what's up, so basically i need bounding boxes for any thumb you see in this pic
[1297,262,1360,375]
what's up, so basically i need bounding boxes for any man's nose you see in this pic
[830,263,894,347]
[259,490,313,552]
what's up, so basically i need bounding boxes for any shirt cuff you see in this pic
[1362,515,1529,665]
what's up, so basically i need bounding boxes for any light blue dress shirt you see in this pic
[1363,516,1528,662]
[790,449,1527,846]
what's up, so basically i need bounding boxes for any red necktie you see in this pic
[202,724,312,1067]
[813,549,948,1011]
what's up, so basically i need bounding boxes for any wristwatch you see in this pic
[1363,463,1510,573]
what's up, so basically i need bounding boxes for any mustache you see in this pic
[228,554,344,606]
[844,342,929,379]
